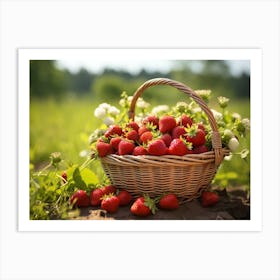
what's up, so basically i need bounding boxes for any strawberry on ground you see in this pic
[147,139,167,156]
[90,188,104,206]
[117,190,133,206]
[101,185,116,195]
[130,195,157,217]
[201,191,219,207]
[118,140,135,155]
[159,116,177,133]
[101,195,120,213]
[70,190,90,207]
[159,194,179,210]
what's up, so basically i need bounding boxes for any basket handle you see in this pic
[128,78,224,166]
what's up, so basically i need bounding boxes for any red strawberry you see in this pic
[101,195,120,213]
[178,114,193,127]
[117,190,133,206]
[90,188,104,206]
[118,140,135,155]
[126,121,139,132]
[159,194,179,210]
[130,195,157,217]
[172,126,186,139]
[142,115,159,128]
[198,122,206,132]
[70,190,90,207]
[168,138,190,156]
[186,126,206,147]
[61,171,67,183]
[140,131,153,144]
[101,185,116,195]
[104,125,123,138]
[160,133,172,147]
[133,146,148,156]
[110,137,122,151]
[138,126,150,136]
[96,140,113,157]
[147,139,167,156]
[159,116,177,133]
[201,191,219,207]
[126,130,139,142]
[192,145,208,154]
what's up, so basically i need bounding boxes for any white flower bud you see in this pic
[108,106,120,116]
[228,137,239,152]
[211,109,223,122]
[151,105,169,115]
[94,107,106,119]
[103,116,115,126]
[99,103,111,110]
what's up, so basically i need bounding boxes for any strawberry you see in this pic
[159,194,179,210]
[117,190,133,206]
[61,171,67,183]
[133,146,148,156]
[197,122,206,132]
[201,191,219,207]
[101,195,120,213]
[192,145,208,154]
[140,131,153,144]
[178,114,193,127]
[110,137,122,151]
[130,195,157,217]
[104,125,123,138]
[171,126,186,139]
[90,188,104,206]
[138,125,150,136]
[168,138,189,156]
[126,121,139,132]
[147,139,167,156]
[142,115,159,128]
[101,185,116,195]
[159,115,177,133]
[126,130,139,142]
[70,190,90,207]
[186,126,206,147]
[96,140,113,157]
[118,140,135,155]
[160,133,172,147]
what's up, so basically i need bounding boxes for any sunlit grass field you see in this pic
[30,94,250,188]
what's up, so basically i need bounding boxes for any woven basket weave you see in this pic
[100,78,229,201]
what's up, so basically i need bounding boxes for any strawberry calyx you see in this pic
[143,194,158,215]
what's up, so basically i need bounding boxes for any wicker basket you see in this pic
[100,78,229,201]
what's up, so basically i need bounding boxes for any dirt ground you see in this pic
[74,187,250,220]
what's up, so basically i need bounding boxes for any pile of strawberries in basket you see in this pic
[95,113,210,157]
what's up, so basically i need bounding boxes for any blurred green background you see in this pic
[30,60,250,189]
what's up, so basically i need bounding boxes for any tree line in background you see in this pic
[30,60,250,102]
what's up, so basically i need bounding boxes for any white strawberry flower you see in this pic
[241,118,250,132]
[211,109,223,122]
[228,137,240,152]
[151,105,169,115]
[136,98,150,109]
[108,106,120,116]
[99,103,111,110]
[232,112,241,121]
[94,107,107,119]
[103,116,114,126]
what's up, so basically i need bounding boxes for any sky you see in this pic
[56,59,250,77]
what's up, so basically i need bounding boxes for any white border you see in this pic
[18,48,262,232]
